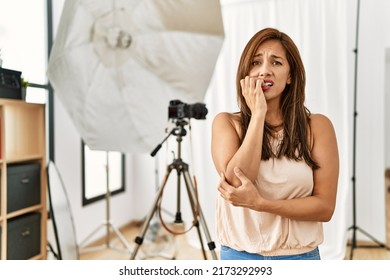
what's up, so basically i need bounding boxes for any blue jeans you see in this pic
[220,245,321,260]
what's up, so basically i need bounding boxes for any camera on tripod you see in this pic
[132,98,217,260]
[168,99,208,120]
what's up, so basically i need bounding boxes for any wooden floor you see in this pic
[79,221,390,260]
[344,241,390,260]
[79,221,217,260]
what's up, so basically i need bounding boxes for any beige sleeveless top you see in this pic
[216,130,323,256]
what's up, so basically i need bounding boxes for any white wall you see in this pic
[386,51,390,168]
[385,2,390,170]
[54,95,140,245]
[52,0,390,251]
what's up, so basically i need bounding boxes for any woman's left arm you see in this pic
[218,114,339,222]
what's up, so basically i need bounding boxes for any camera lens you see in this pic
[190,103,208,119]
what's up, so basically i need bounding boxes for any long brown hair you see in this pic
[236,27,319,169]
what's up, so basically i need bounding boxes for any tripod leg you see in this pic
[107,222,133,253]
[349,225,357,259]
[357,227,388,248]
[348,225,389,259]
[79,223,106,251]
[181,172,207,259]
[130,171,171,260]
[183,170,218,260]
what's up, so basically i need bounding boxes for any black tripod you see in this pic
[347,0,389,259]
[130,120,217,260]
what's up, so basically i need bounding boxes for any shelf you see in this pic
[6,205,43,219]
[4,155,44,164]
[0,99,47,260]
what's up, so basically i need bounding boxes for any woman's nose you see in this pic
[258,63,271,77]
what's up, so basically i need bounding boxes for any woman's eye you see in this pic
[252,60,261,66]
[273,61,282,65]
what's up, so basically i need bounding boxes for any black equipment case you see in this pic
[0,68,22,99]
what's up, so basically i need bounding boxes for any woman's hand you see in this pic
[240,75,267,116]
[218,167,265,211]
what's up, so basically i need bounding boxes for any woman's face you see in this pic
[248,39,291,103]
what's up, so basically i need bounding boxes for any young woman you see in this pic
[211,27,339,260]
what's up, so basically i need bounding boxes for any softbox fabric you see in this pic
[47,0,224,153]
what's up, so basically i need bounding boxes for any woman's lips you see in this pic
[262,80,273,91]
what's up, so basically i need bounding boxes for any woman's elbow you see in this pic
[320,205,336,222]
[223,173,242,188]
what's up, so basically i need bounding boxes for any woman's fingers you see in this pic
[241,76,263,98]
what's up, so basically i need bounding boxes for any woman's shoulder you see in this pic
[308,113,336,138]
[212,112,241,132]
[309,113,334,128]
[213,112,241,125]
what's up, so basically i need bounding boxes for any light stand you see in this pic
[130,119,217,260]
[348,0,389,259]
[79,152,132,254]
